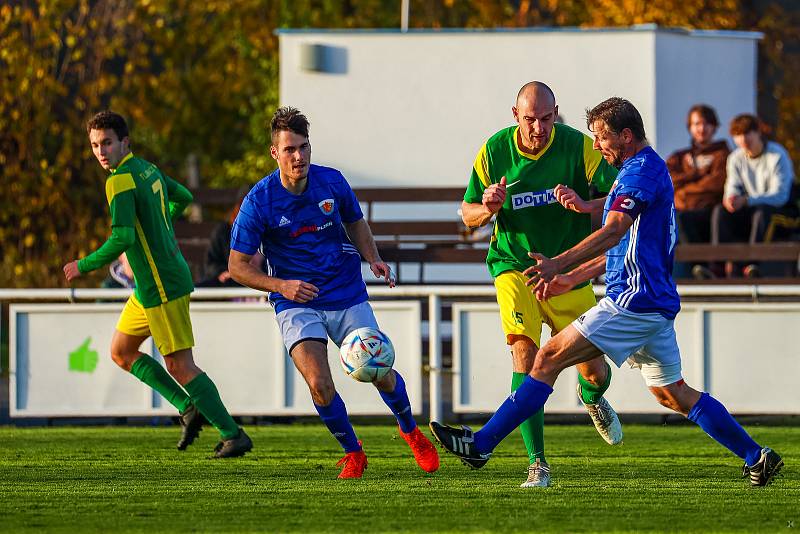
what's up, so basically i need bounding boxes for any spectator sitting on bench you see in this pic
[713,113,796,278]
[666,104,729,279]
[197,194,265,287]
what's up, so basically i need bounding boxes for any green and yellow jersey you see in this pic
[78,152,194,308]
[464,123,618,280]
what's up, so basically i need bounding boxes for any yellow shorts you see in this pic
[116,294,195,356]
[495,270,597,346]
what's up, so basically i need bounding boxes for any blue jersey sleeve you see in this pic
[230,193,265,255]
[334,174,363,224]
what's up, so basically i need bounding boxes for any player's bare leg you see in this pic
[292,341,337,406]
[293,341,366,478]
[110,330,150,372]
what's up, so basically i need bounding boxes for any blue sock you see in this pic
[474,375,553,454]
[687,392,762,465]
[378,372,416,434]
[314,392,361,453]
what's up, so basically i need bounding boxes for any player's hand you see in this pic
[482,176,507,214]
[523,252,560,284]
[554,184,590,213]
[533,274,574,301]
[370,261,396,288]
[279,279,319,303]
[63,260,82,282]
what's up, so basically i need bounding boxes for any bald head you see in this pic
[516,81,556,108]
[513,81,558,155]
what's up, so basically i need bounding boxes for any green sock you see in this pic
[183,373,240,440]
[130,354,191,413]
[512,372,546,464]
[578,361,613,405]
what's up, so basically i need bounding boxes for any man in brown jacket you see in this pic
[666,104,729,277]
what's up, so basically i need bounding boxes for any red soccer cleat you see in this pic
[336,444,368,479]
[399,426,440,473]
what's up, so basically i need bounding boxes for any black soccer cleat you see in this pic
[428,422,491,469]
[213,428,253,459]
[177,404,205,451]
[747,447,783,487]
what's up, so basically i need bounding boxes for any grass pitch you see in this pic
[0,423,797,533]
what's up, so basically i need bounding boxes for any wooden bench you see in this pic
[175,187,470,279]
[176,187,800,283]
[675,243,800,263]
[374,241,800,283]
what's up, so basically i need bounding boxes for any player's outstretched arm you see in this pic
[228,249,319,302]
[64,226,135,282]
[525,211,632,283]
[343,218,395,287]
[533,256,606,301]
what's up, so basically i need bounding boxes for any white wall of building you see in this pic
[279,27,760,188]
[654,30,760,157]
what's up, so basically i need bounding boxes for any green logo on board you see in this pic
[68,337,99,373]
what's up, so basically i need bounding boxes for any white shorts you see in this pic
[275,301,379,355]
[572,297,683,387]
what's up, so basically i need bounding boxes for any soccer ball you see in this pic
[339,327,395,382]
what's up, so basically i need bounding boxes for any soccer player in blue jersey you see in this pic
[228,107,439,479]
[430,97,783,487]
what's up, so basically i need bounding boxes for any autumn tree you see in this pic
[2,0,797,288]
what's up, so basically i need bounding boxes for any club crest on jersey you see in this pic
[318,199,335,215]
[511,188,557,210]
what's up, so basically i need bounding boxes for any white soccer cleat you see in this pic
[520,459,551,488]
[577,383,623,445]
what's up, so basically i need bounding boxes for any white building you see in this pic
[279,25,762,187]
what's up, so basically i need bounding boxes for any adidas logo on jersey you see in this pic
[279,216,291,227]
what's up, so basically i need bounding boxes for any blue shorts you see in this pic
[275,301,379,355]
[572,297,683,387]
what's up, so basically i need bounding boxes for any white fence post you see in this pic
[428,294,442,422]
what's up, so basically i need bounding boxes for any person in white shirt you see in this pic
[713,113,796,277]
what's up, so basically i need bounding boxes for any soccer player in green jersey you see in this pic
[459,82,622,487]
[63,111,251,458]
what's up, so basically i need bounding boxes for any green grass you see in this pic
[0,423,797,533]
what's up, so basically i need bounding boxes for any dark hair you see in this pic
[86,111,129,141]
[585,97,646,142]
[271,106,310,143]
[729,113,765,136]
[686,104,719,129]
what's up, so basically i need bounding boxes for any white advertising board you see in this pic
[452,302,800,414]
[10,300,421,417]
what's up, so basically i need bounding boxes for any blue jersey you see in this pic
[603,146,680,319]
[230,164,368,313]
